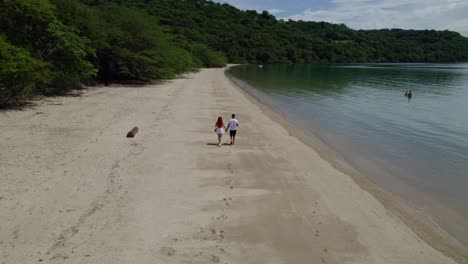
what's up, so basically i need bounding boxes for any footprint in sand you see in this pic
[215,214,228,221]
[210,228,217,235]
[225,179,234,190]
[211,255,220,263]
[161,246,176,257]
[225,164,234,174]
[223,198,231,207]
[216,245,227,254]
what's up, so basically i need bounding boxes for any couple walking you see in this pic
[214,114,239,146]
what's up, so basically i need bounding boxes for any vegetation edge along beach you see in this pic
[2,0,468,106]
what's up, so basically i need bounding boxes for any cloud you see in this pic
[285,0,468,36]
[267,9,284,15]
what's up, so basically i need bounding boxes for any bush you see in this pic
[94,4,195,82]
[46,20,97,93]
[0,36,50,104]
[0,0,56,51]
[0,0,97,95]
[190,44,227,68]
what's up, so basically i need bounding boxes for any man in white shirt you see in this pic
[226,114,239,145]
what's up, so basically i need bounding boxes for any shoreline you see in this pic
[1,67,466,263]
[225,67,468,263]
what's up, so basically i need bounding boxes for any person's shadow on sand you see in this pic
[206,143,231,146]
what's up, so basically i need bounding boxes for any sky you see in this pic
[212,0,468,37]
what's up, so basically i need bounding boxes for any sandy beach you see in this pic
[1,67,466,264]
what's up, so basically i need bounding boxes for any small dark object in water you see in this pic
[405,90,412,98]
[127,127,139,138]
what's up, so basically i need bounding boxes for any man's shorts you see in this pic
[230,130,237,137]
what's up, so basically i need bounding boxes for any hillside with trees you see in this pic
[2,0,468,105]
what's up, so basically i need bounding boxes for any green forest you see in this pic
[2,0,468,105]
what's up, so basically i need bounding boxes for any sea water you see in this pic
[228,63,468,246]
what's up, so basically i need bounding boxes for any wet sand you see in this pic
[0,67,466,263]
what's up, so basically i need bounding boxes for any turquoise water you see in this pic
[228,64,468,246]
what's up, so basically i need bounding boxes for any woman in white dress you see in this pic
[214,116,227,146]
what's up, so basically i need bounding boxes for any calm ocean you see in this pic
[228,63,468,246]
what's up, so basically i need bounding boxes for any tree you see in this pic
[0,36,50,104]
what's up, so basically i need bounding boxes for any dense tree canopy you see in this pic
[1,0,468,104]
[136,0,468,64]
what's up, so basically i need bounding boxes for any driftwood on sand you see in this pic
[126,127,139,138]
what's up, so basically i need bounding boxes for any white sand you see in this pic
[0,68,466,264]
